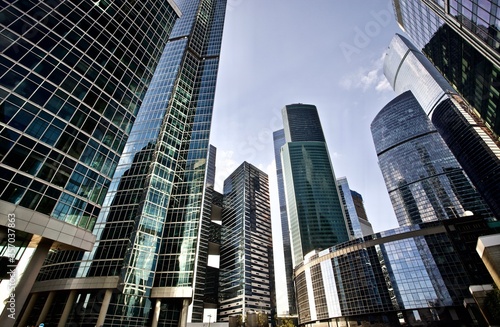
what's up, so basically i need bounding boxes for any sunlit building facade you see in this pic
[272,128,296,315]
[294,216,500,326]
[0,0,180,325]
[390,0,500,219]
[14,0,227,326]
[351,191,373,236]
[218,162,275,323]
[280,104,349,267]
[384,33,500,219]
[371,91,493,226]
[336,177,373,238]
[392,0,500,137]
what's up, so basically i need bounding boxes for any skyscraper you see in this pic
[392,0,499,136]
[218,162,275,323]
[350,191,371,233]
[280,104,349,267]
[15,0,227,326]
[389,0,500,218]
[293,215,499,326]
[384,33,500,219]
[0,0,180,325]
[272,129,296,315]
[336,177,373,238]
[189,144,219,322]
[371,90,493,226]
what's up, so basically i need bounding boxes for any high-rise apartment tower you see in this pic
[218,162,275,323]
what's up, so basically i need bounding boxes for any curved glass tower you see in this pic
[392,0,499,137]
[384,33,500,219]
[371,91,493,226]
[0,1,180,325]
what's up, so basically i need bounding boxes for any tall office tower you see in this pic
[16,0,227,326]
[384,33,500,219]
[218,162,275,323]
[350,191,372,233]
[336,177,373,238]
[371,91,493,227]
[272,129,296,315]
[392,0,499,136]
[204,189,223,316]
[189,144,218,321]
[0,0,180,325]
[280,104,349,267]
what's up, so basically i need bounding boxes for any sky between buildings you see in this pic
[210,0,407,315]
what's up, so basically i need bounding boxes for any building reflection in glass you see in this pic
[371,91,493,227]
[294,216,499,326]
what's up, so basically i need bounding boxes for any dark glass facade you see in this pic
[371,91,493,226]
[423,24,500,137]
[384,33,500,219]
[390,0,500,218]
[189,144,219,321]
[18,0,227,326]
[219,162,275,322]
[392,0,499,139]
[0,0,178,232]
[294,216,499,326]
[282,104,326,143]
[272,129,296,315]
[0,1,180,324]
[280,104,349,267]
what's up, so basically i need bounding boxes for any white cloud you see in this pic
[330,151,341,159]
[214,149,239,193]
[339,53,391,93]
[375,77,392,92]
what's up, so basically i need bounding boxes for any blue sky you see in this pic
[210,0,406,314]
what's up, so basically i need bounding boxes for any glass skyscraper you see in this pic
[0,1,180,325]
[389,0,500,219]
[372,90,493,226]
[280,104,349,267]
[336,177,373,238]
[392,0,499,137]
[272,129,296,315]
[294,216,499,326]
[218,162,275,323]
[384,33,500,219]
[12,0,227,326]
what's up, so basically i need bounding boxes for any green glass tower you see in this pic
[280,104,349,267]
